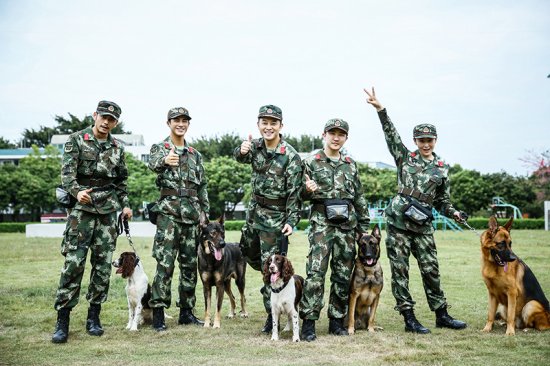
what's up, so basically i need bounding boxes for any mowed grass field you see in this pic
[1,229,550,366]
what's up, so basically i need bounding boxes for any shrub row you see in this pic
[460,218,544,230]
[0,223,29,233]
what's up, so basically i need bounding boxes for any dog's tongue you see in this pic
[270,273,280,284]
[116,267,123,274]
[214,248,222,261]
[504,262,508,272]
[367,258,374,266]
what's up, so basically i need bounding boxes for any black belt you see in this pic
[253,194,287,208]
[398,187,434,205]
[160,188,197,197]
[77,177,115,191]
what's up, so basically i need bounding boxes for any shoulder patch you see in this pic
[64,142,73,153]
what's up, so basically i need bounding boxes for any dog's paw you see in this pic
[239,311,249,318]
[226,312,235,319]
[505,327,516,336]
[213,322,221,329]
[481,324,492,333]
[348,327,355,335]
[292,337,300,342]
[129,327,138,332]
[271,335,279,341]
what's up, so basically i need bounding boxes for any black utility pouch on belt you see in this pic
[146,202,158,225]
[56,185,77,209]
[324,199,350,224]
[402,198,433,226]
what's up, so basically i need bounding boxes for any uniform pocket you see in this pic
[61,228,79,256]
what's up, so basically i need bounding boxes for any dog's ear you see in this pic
[371,224,381,239]
[488,216,499,235]
[262,257,271,284]
[218,214,225,225]
[282,257,294,282]
[503,216,513,232]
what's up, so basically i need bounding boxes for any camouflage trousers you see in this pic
[149,214,199,309]
[385,224,446,313]
[299,222,356,320]
[54,210,117,311]
[239,222,283,313]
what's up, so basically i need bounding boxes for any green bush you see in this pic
[463,217,544,230]
[0,223,29,233]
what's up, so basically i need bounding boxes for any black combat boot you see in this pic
[328,317,349,336]
[301,319,317,342]
[86,304,104,336]
[51,308,71,343]
[401,309,430,334]
[178,308,204,326]
[152,307,167,331]
[261,313,273,333]
[435,306,467,329]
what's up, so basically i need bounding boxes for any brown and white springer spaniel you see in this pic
[263,254,304,342]
[112,252,152,331]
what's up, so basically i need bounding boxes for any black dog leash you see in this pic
[117,212,139,256]
[279,235,289,256]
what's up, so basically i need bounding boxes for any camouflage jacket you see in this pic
[61,126,129,214]
[148,137,209,224]
[234,136,303,232]
[302,149,370,233]
[378,109,457,234]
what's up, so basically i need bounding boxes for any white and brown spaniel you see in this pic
[112,252,152,331]
[263,254,304,342]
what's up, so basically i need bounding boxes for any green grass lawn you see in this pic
[1,230,549,365]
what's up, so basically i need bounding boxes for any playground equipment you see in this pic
[490,197,523,219]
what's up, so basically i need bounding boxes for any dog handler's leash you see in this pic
[117,212,139,256]
[279,235,289,257]
[457,212,482,237]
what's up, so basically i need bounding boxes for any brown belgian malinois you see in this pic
[346,224,384,334]
[481,216,550,335]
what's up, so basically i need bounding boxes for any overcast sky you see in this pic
[1,0,548,175]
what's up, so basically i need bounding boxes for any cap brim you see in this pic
[414,134,436,138]
[98,112,119,120]
[325,127,348,134]
[258,114,282,121]
[168,114,191,120]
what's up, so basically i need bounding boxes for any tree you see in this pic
[20,113,129,147]
[0,137,16,149]
[125,153,158,213]
[190,133,242,161]
[204,156,251,218]
[283,134,323,153]
[450,169,492,214]
[357,164,397,204]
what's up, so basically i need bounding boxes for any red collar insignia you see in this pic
[188,147,194,153]
[438,161,444,167]
[164,142,170,149]
[410,152,416,157]
[345,156,351,163]
[315,154,321,160]
[280,146,286,154]
[84,133,90,141]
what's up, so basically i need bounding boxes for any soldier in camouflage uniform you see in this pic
[234,105,303,333]
[147,106,209,331]
[299,118,370,341]
[364,87,467,333]
[52,100,132,343]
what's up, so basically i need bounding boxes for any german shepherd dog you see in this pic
[198,216,248,328]
[481,216,550,335]
[346,224,384,334]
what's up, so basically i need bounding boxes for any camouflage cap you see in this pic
[258,105,282,121]
[413,124,437,138]
[96,100,121,120]
[167,107,191,121]
[324,118,349,134]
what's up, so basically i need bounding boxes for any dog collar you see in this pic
[271,280,289,293]
[134,256,140,267]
